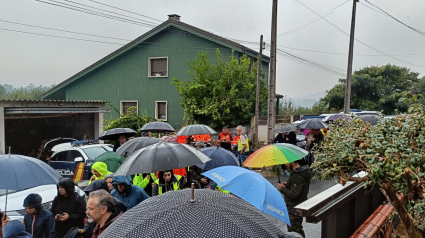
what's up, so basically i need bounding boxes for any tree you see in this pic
[319,65,422,114]
[278,98,314,116]
[313,94,425,237]
[104,107,155,136]
[172,49,268,129]
[0,84,51,100]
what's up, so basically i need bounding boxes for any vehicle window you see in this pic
[82,147,107,160]
[69,150,84,161]
[51,151,68,162]
[103,145,113,151]
[0,189,16,196]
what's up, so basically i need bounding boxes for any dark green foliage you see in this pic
[172,49,268,129]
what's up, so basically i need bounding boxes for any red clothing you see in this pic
[92,212,122,238]
[173,168,187,176]
[231,135,240,146]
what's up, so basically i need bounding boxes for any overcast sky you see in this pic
[1,0,424,98]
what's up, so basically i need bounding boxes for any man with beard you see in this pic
[277,161,312,238]
[86,190,122,238]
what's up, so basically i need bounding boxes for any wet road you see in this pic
[266,175,337,238]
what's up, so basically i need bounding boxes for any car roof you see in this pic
[52,143,112,154]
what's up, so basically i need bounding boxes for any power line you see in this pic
[364,0,425,37]
[273,0,350,40]
[85,0,162,22]
[0,19,131,41]
[295,0,425,69]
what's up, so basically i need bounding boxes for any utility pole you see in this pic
[343,0,358,114]
[254,35,264,146]
[267,0,278,144]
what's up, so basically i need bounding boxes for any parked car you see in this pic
[50,141,113,180]
[0,185,85,220]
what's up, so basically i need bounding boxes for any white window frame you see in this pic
[155,101,168,121]
[148,57,169,78]
[120,100,138,116]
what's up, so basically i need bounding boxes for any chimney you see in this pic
[168,14,181,21]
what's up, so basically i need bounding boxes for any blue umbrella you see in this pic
[197,147,239,171]
[202,166,290,225]
[0,154,62,213]
[0,154,62,191]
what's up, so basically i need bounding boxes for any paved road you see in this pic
[266,175,337,238]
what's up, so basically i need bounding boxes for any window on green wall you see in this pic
[149,57,168,77]
[155,101,167,121]
[121,101,138,115]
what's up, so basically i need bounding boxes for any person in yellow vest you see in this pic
[133,173,157,197]
[88,162,112,185]
[236,125,250,165]
[152,170,183,196]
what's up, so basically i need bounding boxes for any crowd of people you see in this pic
[1,125,320,238]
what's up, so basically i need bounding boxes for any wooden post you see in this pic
[267,0,278,143]
[344,0,358,114]
[255,35,264,146]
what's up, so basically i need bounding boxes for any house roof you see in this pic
[42,18,269,98]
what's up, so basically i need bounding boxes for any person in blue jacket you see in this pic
[111,176,150,210]
[2,220,32,238]
[23,194,55,238]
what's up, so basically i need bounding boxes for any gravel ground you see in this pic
[265,175,337,238]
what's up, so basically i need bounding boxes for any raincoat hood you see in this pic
[57,178,75,196]
[112,176,132,195]
[84,179,110,193]
[294,165,312,183]
[2,220,32,238]
[23,193,42,210]
[91,162,111,179]
[104,173,114,180]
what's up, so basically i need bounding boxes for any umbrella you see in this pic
[196,147,239,171]
[325,114,352,122]
[298,119,328,130]
[202,166,290,225]
[359,114,380,126]
[160,135,177,143]
[100,189,284,237]
[140,121,175,133]
[0,154,62,213]
[274,125,297,134]
[114,141,211,176]
[98,128,137,140]
[243,143,308,182]
[176,124,217,136]
[116,137,159,158]
[44,138,76,150]
[94,151,126,173]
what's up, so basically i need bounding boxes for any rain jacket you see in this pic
[152,171,183,196]
[111,176,150,210]
[83,179,127,214]
[23,194,55,238]
[88,162,112,185]
[51,178,86,238]
[279,165,312,208]
[2,220,32,238]
[133,173,157,197]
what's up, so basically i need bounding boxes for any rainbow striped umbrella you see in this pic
[243,143,308,168]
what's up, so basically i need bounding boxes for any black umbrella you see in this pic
[0,154,62,213]
[114,141,211,176]
[359,114,380,126]
[176,124,217,136]
[274,125,297,134]
[98,128,137,140]
[100,189,284,238]
[44,138,76,150]
[298,119,328,130]
[116,137,160,158]
[140,121,175,133]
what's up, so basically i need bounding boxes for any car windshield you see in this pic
[0,189,16,196]
[83,147,108,160]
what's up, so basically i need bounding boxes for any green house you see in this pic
[42,14,270,128]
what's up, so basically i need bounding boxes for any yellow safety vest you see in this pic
[237,134,249,152]
[156,175,181,195]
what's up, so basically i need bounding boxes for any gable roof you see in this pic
[42,18,270,98]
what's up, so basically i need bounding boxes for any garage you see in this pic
[0,100,109,155]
